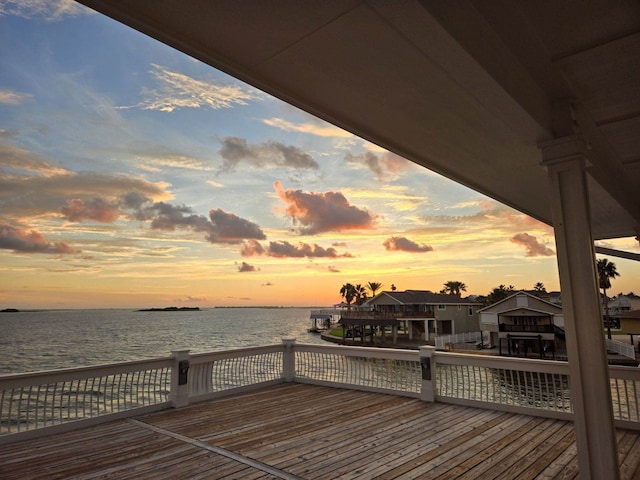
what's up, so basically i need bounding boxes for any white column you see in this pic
[541,135,619,480]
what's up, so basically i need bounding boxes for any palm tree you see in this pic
[442,280,467,297]
[486,284,515,305]
[597,258,620,339]
[366,281,383,298]
[339,283,357,310]
[533,282,546,293]
[354,284,367,306]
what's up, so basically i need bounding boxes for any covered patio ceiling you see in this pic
[77,0,640,243]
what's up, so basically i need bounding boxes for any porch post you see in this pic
[419,345,436,402]
[170,349,190,408]
[282,337,296,382]
[541,135,619,480]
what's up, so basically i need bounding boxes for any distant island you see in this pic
[1,308,20,313]
[137,306,200,312]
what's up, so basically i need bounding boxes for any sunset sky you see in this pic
[1,1,638,309]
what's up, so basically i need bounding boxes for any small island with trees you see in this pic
[137,306,200,312]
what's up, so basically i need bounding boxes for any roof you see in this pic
[366,290,481,306]
[478,290,564,314]
[77,1,640,243]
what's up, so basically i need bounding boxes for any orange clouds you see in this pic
[241,239,352,258]
[510,233,555,257]
[0,224,79,254]
[274,181,374,234]
[61,198,120,223]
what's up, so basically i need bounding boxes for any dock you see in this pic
[2,383,640,479]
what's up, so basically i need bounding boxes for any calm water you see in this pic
[0,308,330,374]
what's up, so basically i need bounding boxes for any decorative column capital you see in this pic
[538,134,591,169]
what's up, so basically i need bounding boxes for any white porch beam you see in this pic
[541,135,619,480]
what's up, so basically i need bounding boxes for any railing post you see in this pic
[282,337,296,382]
[170,349,190,408]
[419,345,436,402]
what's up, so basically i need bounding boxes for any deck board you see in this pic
[1,383,639,479]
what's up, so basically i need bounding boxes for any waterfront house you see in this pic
[479,291,565,358]
[608,293,640,316]
[359,290,482,342]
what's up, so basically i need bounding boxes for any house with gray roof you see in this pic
[360,290,482,342]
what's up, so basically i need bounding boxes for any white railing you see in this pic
[605,338,636,360]
[2,340,639,444]
[430,350,572,419]
[188,345,284,402]
[0,357,172,442]
[435,331,482,349]
[293,343,421,397]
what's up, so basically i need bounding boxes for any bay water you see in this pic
[0,308,330,374]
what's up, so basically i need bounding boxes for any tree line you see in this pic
[338,258,621,315]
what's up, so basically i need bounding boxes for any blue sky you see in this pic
[1,0,637,308]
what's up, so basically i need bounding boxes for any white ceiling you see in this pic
[77,0,640,241]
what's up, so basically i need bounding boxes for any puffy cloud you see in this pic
[148,203,210,231]
[241,239,352,258]
[207,209,266,244]
[238,261,259,272]
[274,181,374,234]
[383,236,433,253]
[219,137,318,172]
[345,151,412,180]
[138,64,260,112]
[0,224,79,254]
[145,203,265,244]
[510,233,555,257]
[61,197,121,223]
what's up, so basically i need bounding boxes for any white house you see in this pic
[479,291,564,358]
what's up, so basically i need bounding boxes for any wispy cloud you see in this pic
[137,64,261,112]
[0,0,90,21]
[0,89,33,105]
[0,170,171,220]
[262,117,353,138]
[383,236,433,253]
[274,181,375,234]
[0,143,68,176]
[218,137,319,172]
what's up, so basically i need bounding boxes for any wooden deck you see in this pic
[1,383,639,479]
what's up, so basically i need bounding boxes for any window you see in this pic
[457,305,462,310]
[438,305,446,310]
[468,306,474,316]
